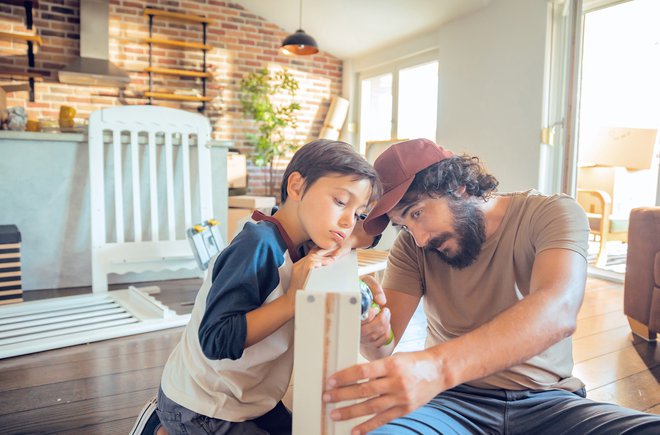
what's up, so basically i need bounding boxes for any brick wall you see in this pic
[0,0,343,197]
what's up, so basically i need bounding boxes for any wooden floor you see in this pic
[0,277,657,434]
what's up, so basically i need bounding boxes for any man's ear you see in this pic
[454,185,467,198]
[287,171,305,201]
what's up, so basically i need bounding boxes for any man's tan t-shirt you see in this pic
[382,190,589,391]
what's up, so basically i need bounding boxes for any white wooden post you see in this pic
[292,250,368,435]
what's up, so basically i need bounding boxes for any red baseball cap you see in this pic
[363,138,453,235]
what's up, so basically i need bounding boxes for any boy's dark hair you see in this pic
[397,155,498,209]
[280,139,381,204]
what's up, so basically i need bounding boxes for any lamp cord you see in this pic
[299,0,303,29]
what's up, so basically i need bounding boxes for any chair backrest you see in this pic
[88,106,213,292]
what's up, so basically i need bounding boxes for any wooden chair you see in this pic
[576,188,629,268]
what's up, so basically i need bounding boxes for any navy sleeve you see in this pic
[198,223,284,360]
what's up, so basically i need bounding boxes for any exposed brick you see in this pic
[0,0,342,195]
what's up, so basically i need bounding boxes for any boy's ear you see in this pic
[287,171,305,201]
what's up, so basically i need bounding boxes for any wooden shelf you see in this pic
[144,8,212,24]
[0,69,43,80]
[0,82,30,93]
[144,92,212,102]
[145,37,212,51]
[145,66,211,78]
[0,30,42,46]
[0,1,39,6]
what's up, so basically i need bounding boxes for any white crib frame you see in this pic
[0,106,219,359]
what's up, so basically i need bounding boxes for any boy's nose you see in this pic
[338,211,354,228]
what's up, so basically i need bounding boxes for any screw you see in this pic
[349,297,357,305]
[307,295,315,303]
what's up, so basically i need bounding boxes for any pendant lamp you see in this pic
[281,0,318,55]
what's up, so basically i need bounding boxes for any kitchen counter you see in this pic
[0,130,231,290]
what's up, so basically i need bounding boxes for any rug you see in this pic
[587,240,627,275]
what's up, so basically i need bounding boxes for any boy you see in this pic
[156,139,380,434]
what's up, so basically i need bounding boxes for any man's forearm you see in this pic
[429,283,581,389]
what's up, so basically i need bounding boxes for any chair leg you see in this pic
[594,233,608,268]
[627,316,657,341]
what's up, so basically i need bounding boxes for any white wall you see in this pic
[345,0,549,192]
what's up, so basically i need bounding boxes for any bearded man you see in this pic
[323,138,660,434]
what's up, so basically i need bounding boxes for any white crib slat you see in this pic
[131,129,142,242]
[148,131,159,241]
[198,134,213,220]
[113,130,125,243]
[0,317,139,346]
[181,133,192,229]
[0,307,126,333]
[0,312,133,340]
[165,131,176,240]
[0,300,116,326]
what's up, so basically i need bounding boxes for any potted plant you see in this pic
[239,68,300,197]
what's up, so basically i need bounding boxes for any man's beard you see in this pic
[425,199,486,269]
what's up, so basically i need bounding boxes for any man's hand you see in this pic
[323,350,447,435]
[359,275,393,352]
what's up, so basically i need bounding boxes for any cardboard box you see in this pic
[228,195,276,209]
[228,208,254,241]
[227,152,247,189]
[0,225,22,305]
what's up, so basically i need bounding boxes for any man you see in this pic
[323,138,660,434]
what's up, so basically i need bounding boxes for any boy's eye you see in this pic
[411,210,422,219]
[334,198,346,207]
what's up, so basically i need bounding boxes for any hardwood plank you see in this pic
[0,327,181,371]
[0,346,174,392]
[0,387,156,434]
[574,309,629,339]
[587,366,660,414]
[60,416,136,435]
[574,342,660,390]
[577,287,624,319]
[0,366,164,414]
[572,325,634,363]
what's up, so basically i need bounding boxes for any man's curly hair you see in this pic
[397,155,499,208]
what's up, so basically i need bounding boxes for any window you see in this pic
[398,62,438,141]
[359,58,438,151]
[360,73,393,142]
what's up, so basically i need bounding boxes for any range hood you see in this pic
[58,0,130,87]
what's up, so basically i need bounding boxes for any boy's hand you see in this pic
[286,247,336,308]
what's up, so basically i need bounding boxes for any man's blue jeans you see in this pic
[370,384,660,434]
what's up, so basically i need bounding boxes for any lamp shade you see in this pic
[281,29,319,55]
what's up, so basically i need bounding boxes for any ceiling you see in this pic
[233,0,492,59]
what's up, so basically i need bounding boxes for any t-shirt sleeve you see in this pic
[381,231,425,297]
[531,194,589,259]
[198,225,283,361]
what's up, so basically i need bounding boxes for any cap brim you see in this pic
[363,178,414,235]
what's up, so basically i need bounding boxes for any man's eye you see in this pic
[411,210,422,219]
[334,198,346,207]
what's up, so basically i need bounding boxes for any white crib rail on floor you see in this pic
[0,286,189,359]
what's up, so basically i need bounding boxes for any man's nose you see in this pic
[409,228,429,248]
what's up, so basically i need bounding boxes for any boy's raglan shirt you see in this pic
[161,212,301,422]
